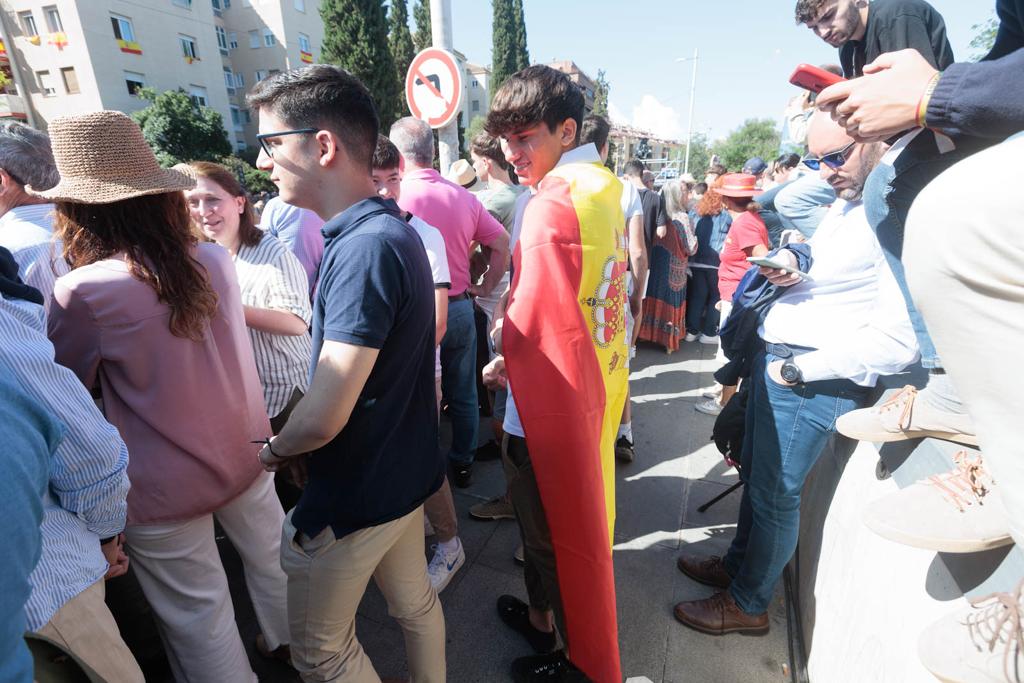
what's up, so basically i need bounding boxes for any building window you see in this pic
[241,109,251,124]
[471,100,479,112]
[255,69,267,81]
[60,67,79,94]
[298,33,311,53]
[172,0,193,8]
[294,0,306,11]
[216,26,228,54]
[234,72,244,87]
[228,31,238,49]
[211,0,223,15]
[179,35,198,61]
[125,71,145,95]
[19,11,39,37]
[223,66,235,90]
[110,15,135,42]
[262,28,276,47]
[248,30,260,48]
[43,6,63,32]
[189,85,208,107]
[36,70,56,96]
[471,79,479,88]
[230,105,242,129]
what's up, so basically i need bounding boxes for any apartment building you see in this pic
[0,0,323,151]
[548,59,596,114]
[608,123,684,175]
[463,61,489,125]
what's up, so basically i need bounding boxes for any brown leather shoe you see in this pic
[673,591,769,636]
[676,553,731,589]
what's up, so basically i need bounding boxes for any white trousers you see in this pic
[905,134,1024,547]
[124,472,289,683]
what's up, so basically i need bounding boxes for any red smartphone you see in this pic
[789,64,846,93]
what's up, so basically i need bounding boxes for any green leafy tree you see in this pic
[131,87,232,166]
[969,12,999,60]
[685,132,712,177]
[711,119,779,173]
[593,69,610,118]
[220,155,276,194]
[321,0,402,128]
[388,0,415,104]
[412,0,432,52]
[465,115,487,147]
[491,0,517,99]
[511,0,529,70]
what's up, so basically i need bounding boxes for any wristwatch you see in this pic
[780,358,804,385]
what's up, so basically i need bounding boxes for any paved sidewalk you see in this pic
[159,341,791,682]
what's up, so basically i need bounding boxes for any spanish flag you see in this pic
[504,154,629,683]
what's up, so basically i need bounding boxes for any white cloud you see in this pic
[607,100,629,126]
[631,95,684,141]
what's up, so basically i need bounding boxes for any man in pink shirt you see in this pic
[390,117,510,488]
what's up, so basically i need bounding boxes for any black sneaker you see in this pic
[614,435,635,463]
[511,651,589,682]
[497,595,557,654]
[451,461,473,488]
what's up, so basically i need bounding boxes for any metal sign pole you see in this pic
[430,0,459,176]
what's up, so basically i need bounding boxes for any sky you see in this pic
[443,0,994,143]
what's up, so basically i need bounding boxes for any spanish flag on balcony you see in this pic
[0,39,6,57]
[118,39,142,55]
[185,56,199,64]
[47,31,68,49]
[503,150,628,683]
[300,50,313,63]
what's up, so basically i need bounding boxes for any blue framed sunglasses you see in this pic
[802,141,857,171]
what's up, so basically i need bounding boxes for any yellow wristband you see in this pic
[916,73,941,129]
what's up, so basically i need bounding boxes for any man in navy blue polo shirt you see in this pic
[250,65,445,682]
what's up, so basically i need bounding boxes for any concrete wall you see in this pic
[795,374,1023,681]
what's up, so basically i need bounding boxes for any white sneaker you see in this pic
[427,538,465,593]
[918,580,1024,682]
[698,334,719,345]
[836,384,978,446]
[695,398,723,416]
[701,385,722,400]
[863,451,1013,553]
[684,332,699,343]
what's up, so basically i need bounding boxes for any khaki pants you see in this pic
[281,506,446,683]
[905,134,1024,547]
[34,579,144,683]
[125,472,289,683]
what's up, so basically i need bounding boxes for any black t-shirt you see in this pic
[840,0,955,77]
[638,187,668,253]
[295,196,442,539]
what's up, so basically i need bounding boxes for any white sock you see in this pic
[617,422,633,443]
[438,537,460,554]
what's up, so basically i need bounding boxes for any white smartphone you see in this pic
[746,256,814,281]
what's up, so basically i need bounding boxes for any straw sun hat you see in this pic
[28,110,195,204]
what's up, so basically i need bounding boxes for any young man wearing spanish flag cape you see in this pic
[482,65,629,683]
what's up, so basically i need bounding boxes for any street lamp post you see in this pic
[676,49,699,175]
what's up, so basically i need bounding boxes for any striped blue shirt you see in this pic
[0,294,129,630]
[0,204,68,307]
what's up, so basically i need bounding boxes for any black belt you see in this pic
[449,292,470,302]
[764,341,816,358]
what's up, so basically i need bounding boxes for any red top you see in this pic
[718,211,769,302]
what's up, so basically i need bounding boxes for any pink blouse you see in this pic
[48,243,271,525]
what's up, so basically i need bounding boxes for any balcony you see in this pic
[0,93,28,120]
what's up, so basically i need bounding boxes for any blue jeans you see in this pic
[724,347,869,615]
[440,298,479,465]
[863,131,981,370]
[684,268,720,337]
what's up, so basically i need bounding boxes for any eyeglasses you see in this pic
[256,128,317,158]
[802,141,857,171]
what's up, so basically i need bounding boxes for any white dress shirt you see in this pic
[760,198,919,387]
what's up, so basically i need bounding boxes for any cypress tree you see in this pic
[412,0,432,52]
[388,0,415,107]
[491,0,517,99]
[321,0,403,128]
[511,0,529,70]
[593,69,610,117]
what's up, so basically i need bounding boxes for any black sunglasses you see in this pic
[802,141,857,171]
[256,128,318,158]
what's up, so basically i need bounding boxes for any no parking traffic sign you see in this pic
[405,48,463,130]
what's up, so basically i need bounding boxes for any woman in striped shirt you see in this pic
[184,162,312,433]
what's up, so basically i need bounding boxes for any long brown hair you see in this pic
[696,176,726,217]
[187,161,262,248]
[56,192,219,342]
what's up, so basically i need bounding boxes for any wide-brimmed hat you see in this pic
[717,173,762,198]
[28,110,195,204]
[680,172,697,184]
[447,158,480,191]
